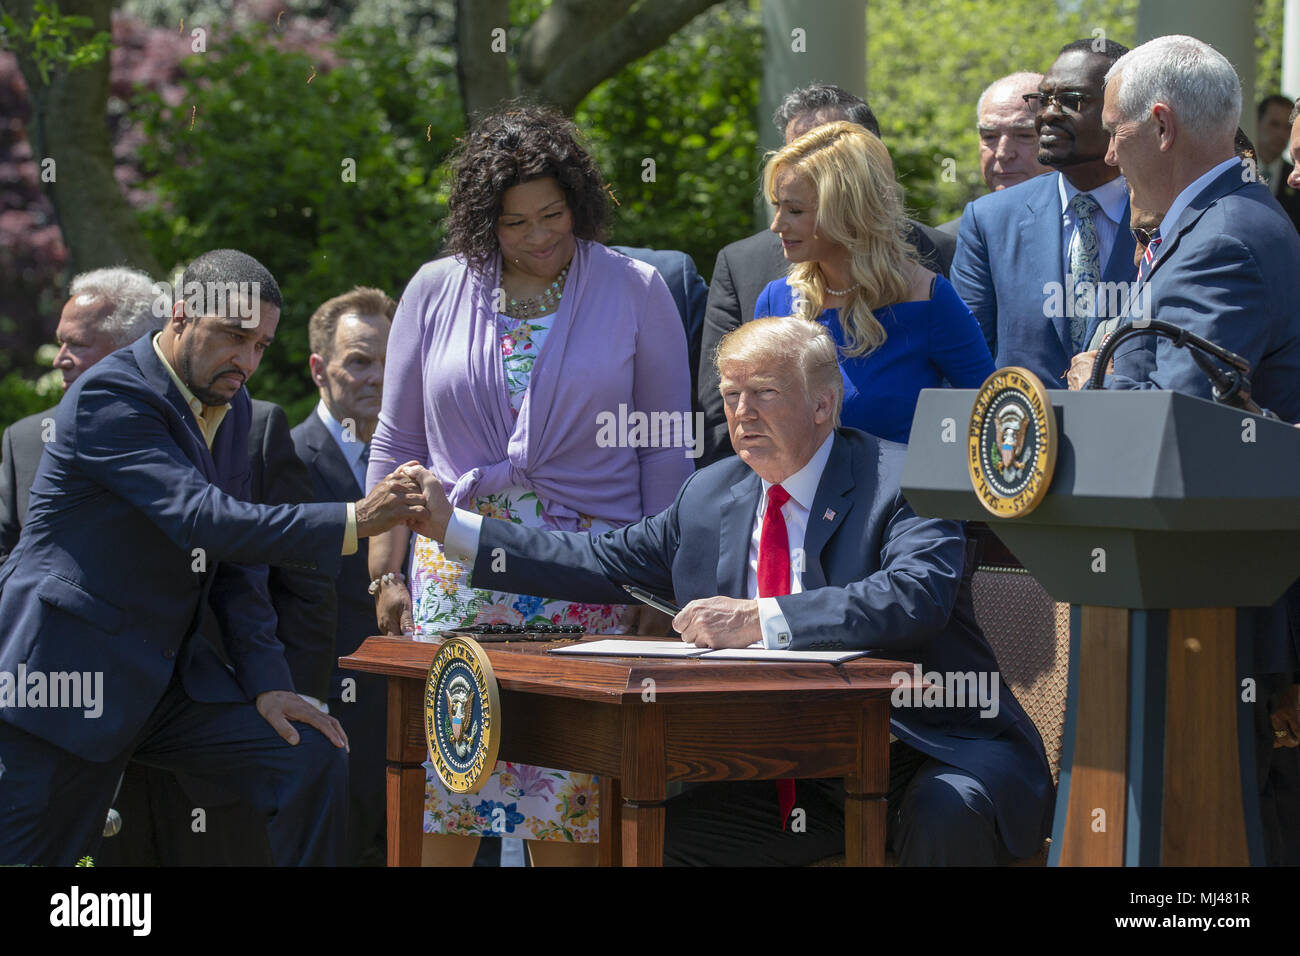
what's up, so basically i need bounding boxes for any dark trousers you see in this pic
[332,671,387,867]
[663,742,1011,866]
[0,673,347,867]
[1256,673,1300,866]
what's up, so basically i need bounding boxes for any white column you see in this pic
[1283,0,1300,98]
[1136,0,1257,139]
[757,0,867,227]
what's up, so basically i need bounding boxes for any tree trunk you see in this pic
[6,0,161,278]
[456,0,723,122]
[455,0,514,127]
[525,0,722,114]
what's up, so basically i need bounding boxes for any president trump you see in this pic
[406,316,1053,866]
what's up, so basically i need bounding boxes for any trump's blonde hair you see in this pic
[715,316,843,428]
[762,121,916,358]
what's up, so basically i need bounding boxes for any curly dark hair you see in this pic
[442,102,609,270]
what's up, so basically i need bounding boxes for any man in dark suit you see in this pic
[292,286,395,867]
[105,398,337,868]
[0,267,161,566]
[952,38,1137,387]
[611,246,708,420]
[404,316,1054,866]
[0,249,427,866]
[697,84,955,465]
[1256,94,1300,233]
[1100,36,1300,866]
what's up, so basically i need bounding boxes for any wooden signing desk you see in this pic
[341,635,910,867]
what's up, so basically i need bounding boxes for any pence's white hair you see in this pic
[1105,35,1240,141]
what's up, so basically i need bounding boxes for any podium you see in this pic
[901,387,1300,865]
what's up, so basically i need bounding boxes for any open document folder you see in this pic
[548,639,866,663]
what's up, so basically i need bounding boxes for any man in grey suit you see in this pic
[0,267,161,566]
[697,84,955,465]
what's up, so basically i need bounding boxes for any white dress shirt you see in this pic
[1057,172,1129,280]
[316,400,369,492]
[442,432,838,650]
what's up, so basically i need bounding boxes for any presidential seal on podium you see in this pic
[968,367,1057,518]
[425,637,501,793]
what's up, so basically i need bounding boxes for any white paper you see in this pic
[548,639,709,658]
[699,648,867,663]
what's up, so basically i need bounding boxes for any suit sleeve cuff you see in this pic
[444,508,483,564]
[758,596,793,649]
[342,502,358,555]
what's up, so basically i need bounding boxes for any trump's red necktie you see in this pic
[758,484,796,828]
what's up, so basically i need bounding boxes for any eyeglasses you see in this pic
[1131,226,1157,248]
[1023,91,1093,112]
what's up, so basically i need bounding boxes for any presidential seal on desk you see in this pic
[425,637,501,793]
[968,367,1057,518]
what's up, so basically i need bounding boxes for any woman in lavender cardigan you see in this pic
[366,104,694,866]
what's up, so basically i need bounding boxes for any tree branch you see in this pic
[526,0,722,114]
[518,0,633,86]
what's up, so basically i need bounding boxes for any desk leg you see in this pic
[598,776,623,867]
[386,677,426,867]
[844,698,890,866]
[621,801,666,866]
[620,705,667,867]
[387,765,424,867]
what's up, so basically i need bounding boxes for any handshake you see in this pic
[352,461,453,541]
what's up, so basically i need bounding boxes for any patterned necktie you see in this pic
[358,442,371,489]
[1068,192,1102,353]
[1137,230,1162,286]
[757,484,797,829]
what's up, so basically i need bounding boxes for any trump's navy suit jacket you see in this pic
[468,428,1054,857]
[0,334,347,761]
[952,171,1136,385]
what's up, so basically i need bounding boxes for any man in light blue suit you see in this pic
[403,316,1054,866]
[0,250,427,866]
[953,38,1137,387]
[1097,36,1300,866]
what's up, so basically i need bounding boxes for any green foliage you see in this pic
[867,0,1138,225]
[134,25,457,420]
[1256,0,1287,102]
[576,0,762,277]
[0,0,111,85]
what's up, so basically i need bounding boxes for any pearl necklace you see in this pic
[825,281,858,296]
[504,265,570,319]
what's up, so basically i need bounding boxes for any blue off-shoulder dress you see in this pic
[755,274,995,443]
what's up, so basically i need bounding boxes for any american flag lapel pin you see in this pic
[823,508,836,521]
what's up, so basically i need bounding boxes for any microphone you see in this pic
[1085,319,1275,419]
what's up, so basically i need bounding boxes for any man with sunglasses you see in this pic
[952,38,1138,387]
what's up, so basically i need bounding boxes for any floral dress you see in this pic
[411,307,626,843]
